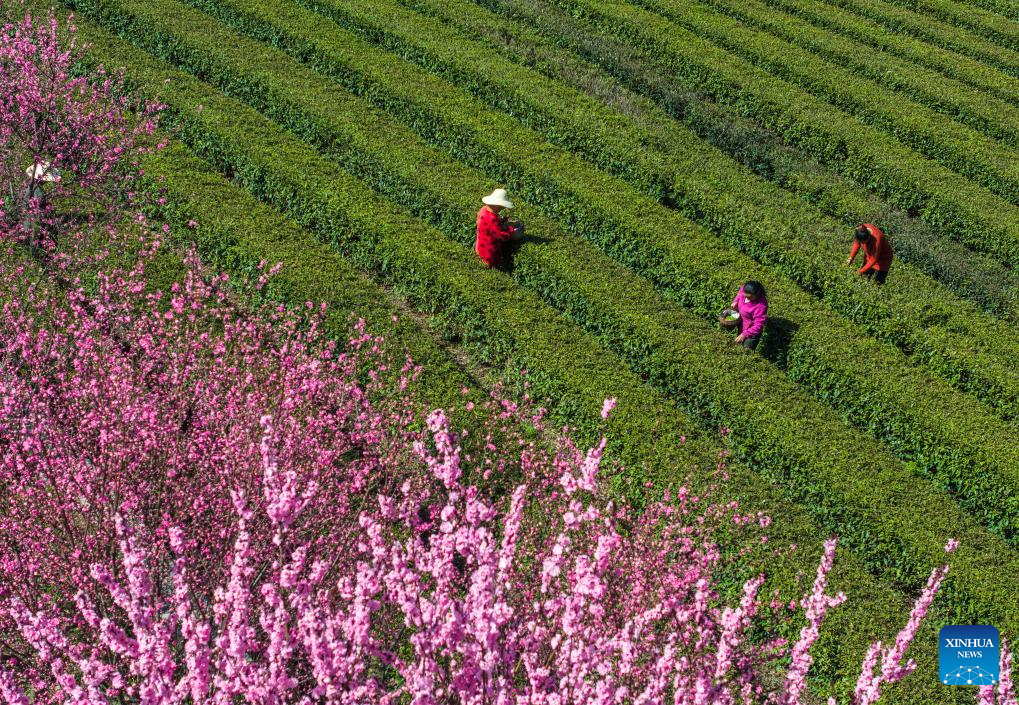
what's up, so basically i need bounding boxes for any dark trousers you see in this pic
[862,267,889,285]
[739,321,761,350]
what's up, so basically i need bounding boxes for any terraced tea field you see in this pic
[39,0,1019,700]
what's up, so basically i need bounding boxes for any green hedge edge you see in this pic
[65,0,1019,546]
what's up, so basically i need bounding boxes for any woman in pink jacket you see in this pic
[731,280,768,350]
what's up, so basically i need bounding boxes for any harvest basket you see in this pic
[719,308,740,328]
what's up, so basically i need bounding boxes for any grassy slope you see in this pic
[437,0,1019,320]
[101,0,1019,542]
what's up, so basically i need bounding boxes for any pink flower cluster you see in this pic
[0,0,161,253]
[2,396,1008,704]
[0,236,425,630]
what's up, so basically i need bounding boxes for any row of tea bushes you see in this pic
[551,0,1019,269]
[74,0,1019,537]
[449,0,1019,318]
[171,0,1019,435]
[878,0,1019,50]
[428,0,1019,320]
[63,0,1019,541]
[825,0,1019,77]
[696,0,1019,147]
[753,0,1019,106]
[631,0,1019,206]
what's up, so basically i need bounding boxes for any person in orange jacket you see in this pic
[847,223,894,285]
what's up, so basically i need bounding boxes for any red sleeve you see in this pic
[478,209,511,242]
[859,230,883,274]
[848,240,860,264]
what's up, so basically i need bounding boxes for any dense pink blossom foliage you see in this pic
[0,243,998,702]
[0,239,426,611]
[1,381,1005,703]
[0,1,160,252]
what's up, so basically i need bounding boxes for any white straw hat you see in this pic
[25,161,59,182]
[481,188,513,209]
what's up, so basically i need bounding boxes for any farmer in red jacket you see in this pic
[847,223,894,285]
[475,188,519,268]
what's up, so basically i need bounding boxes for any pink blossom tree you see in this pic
[0,0,161,254]
[0,394,1005,705]
[0,235,431,615]
[0,199,992,701]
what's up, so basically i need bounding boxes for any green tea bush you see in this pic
[246,0,1019,427]
[549,0,1019,268]
[630,0,1019,203]
[695,0,1019,148]
[752,0,1019,106]
[457,0,1019,319]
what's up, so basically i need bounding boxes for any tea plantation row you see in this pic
[432,0,1019,319]
[159,0,1019,432]
[61,0,1019,545]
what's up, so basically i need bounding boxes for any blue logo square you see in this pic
[940,625,1000,685]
